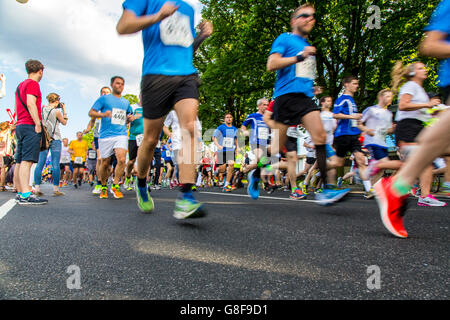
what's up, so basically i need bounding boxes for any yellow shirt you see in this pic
[69,140,89,162]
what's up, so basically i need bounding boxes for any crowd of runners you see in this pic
[3,0,450,239]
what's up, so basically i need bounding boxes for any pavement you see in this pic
[0,183,448,300]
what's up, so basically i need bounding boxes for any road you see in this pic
[0,184,448,300]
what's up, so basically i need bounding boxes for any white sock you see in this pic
[363,180,372,192]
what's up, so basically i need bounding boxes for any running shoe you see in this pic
[367,160,381,178]
[247,169,260,200]
[290,188,307,200]
[299,182,309,195]
[135,181,154,213]
[173,192,205,219]
[418,195,447,207]
[63,181,68,187]
[154,184,161,190]
[17,195,48,206]
[223,185,232,193]
[92,184,102,195]
[373,177,408,238]
[53,191,65,196]
[315,188,323,193]
[110,185,123,199]
[337,177,343,188]
[124,177,132,190]
[364,188,375,199]
[411,187,421,198]
[100,187,108,199]
[315,186,350,206]
[59,182,63,188]
[192,185,197,192]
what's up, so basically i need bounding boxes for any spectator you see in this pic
[34,93,68,196]
[14,59,48,205]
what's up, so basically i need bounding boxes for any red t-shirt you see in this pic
[202,157,211,168]
[15,79,42,125]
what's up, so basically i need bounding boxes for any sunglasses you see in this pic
[295,13,316,19]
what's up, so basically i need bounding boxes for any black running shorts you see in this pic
[395,119,424,145]
[128,139,138,161]
[141,74,200,120]
[273,93,320,126]
[334,135,363,158]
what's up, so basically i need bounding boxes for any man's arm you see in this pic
[116,4,179,35]
[333,113,362,120]
[88,109,111,120]
[26,94,42,133]
[419,31,450,59]
[267,46,316,72]
[193,21,213,52]
[84,117,96,134]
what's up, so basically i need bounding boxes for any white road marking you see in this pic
[199,191,318,203]
[0,199,17,221]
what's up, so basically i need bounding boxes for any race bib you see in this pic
[258,127,269,140]
[160,11,194,48]
[374,128,388,141]
[351,119,358,128]
[296,55,317,80]
[286,127,299,138]
[223,137,233,149]
[136,134,144,147]
[88,150,97,160]
[61,155,70,163]
[74,157,83,164]
[111,108,126,126]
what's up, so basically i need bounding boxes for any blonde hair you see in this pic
[391,61,420,92]
[46,93,60,104]
[377,88,393,99]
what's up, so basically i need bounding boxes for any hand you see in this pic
[314,86,323,96]
[35,123,42,133]
[367,129,375,137]
[198,20,213,38]
[158,2,179,20]
[217,145,223,151]
[352,113,362,120]
[127,114,134,122]
[102,110,112,118]
[302,46,316,58]
[428,98,441,108]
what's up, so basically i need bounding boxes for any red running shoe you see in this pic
[374,177,409,238]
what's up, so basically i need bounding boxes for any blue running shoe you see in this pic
[337,177,343,188]
[315,187,350,206]
[247,169,260,200]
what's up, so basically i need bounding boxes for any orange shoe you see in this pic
[110,185,123,199]
[100,187,108,199]
[59,182,63,188]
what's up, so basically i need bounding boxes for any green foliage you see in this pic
[123,94,139,106]
[196,0,440,122]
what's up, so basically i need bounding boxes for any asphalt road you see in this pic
[0,184,448,300]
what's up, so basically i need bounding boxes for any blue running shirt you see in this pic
[333,94,361,137]
[92,94,132,139]
[242,113,270,146]
[122,0,197,76]
[269,32,315,98]
[425,0,450,87]
[214,124,238,152]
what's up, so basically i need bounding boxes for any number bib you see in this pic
[374,128,388,142]
[74,157,83,164]
[88,150,96,160]
[61,155,70,163]
[258,127,269,140]
[160,12,194,48]
[223,137,233,149]
[286,127,299,138]
[136,134,144,147]
[111,108,126,126]
[296,55,317,80]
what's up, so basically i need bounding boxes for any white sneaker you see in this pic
[418,195,447,207]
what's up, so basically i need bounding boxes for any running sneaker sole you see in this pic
[417,201,447,207]
[315,189,350,206]
[374,180,407,238]
[173,204,206,220]
[135,185,155,213]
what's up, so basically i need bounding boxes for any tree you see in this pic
[196,0,440,125]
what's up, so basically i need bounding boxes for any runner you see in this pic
[161,140,174,187]
[163,110,182,188]
[85,86,112,195]
[88,76,134,199]
[254,4,349,205]
[375,0,450,238]
[212,113,240,193]
[359,89,403,184]
[69,132,89,189]
[117,2,213,217]
[86,141,98,187]
[59,138,71,187]
[124,96,144,191]
[390,61,445,206]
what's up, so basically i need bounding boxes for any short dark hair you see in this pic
[343,75,358,85]
[292,3,315,19]
[224,113,233,119]
[25,59,44,74]
[319,96,332,104]
[110,76,125,85]
[100,86,111,94]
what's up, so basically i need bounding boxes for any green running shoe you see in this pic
[135,180,154,213]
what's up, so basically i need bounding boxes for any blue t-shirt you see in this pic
[242,113,270,146]
[129,105,144,140]
[162,144,171,160]
[122,0,197,76]
[214,124,238,152]
[92,94,132,139]
[269,32,315,98]
[424,0,450,87]
[333,94,361,137]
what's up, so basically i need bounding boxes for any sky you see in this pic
[0,0,203,141]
